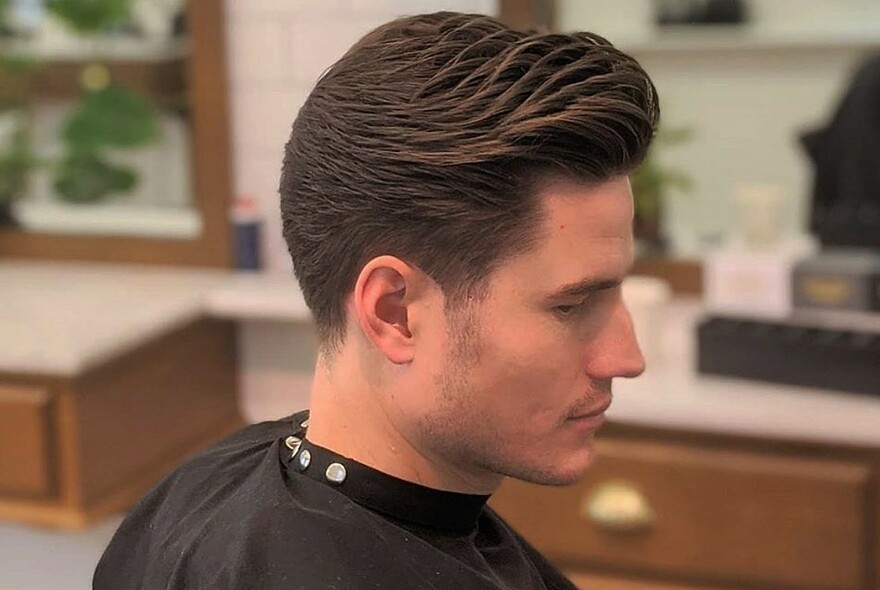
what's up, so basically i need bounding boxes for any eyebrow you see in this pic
[550,277,623,299]
[548,261,635,300]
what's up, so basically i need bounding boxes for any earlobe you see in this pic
[353,257,418,365]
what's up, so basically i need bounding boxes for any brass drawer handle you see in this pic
[581,481,655,534]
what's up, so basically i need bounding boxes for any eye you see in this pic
[554,300,588,317]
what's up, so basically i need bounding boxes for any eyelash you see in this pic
[554,300,591,318]
[553,287,617,319]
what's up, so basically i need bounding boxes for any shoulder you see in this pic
[94,411,408,589]
[94,413,313,589]
[151,414,300,507]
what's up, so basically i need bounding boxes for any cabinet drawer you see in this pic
[0,385,54,497]
[566,572,724,590]
[492,438,870,590]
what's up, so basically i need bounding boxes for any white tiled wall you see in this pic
[225,0,497,275]
[224,0,497,422]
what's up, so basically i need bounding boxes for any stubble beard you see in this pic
[419,304,592,489]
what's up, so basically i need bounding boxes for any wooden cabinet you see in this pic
[0,319,243,529]
[566,573,725,590]
[0,385,54,497]
[492,424,880,590]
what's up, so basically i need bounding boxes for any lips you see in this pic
[569,397,612,420]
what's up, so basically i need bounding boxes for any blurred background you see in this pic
[1,1,879,589]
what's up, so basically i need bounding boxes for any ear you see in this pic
[350,256,431,365]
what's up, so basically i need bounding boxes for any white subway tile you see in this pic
[287,18,386,84]
[387,0,494,16]
[230,87,310,153]
[295,0,353,18]
[233,153,280,200]
[226,0,351,19]
[349,0,392,15]
[225,0,294,17]
[355,0,496,18]
[227,19,293,85]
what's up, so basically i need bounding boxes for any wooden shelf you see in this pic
[0,58,186,103]
[632,257,703,296]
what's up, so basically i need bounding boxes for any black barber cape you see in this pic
[93,411,578,589]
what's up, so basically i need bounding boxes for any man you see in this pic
[94,11,657,589]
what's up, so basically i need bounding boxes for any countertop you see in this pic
[0,261,230,376]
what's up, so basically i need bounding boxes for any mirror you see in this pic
[0,0,233,267]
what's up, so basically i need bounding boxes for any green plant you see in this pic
[46,0,132,34]
[0,0,10,30]
[631,126,693,243]
[0,55,41,207]
[55,84,159,203]
[64,85,158,149]
[0,0,161,205]
[53,151,135,203]
[0,118,35,203]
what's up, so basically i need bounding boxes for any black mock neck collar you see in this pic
[279,411,490,535]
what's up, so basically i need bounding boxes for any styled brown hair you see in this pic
[280,12,659,349]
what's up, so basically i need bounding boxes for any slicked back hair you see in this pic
[280,12,659,351]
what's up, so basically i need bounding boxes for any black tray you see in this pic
[697,316,880,396]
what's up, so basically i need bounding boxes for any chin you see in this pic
[507,444,598,487]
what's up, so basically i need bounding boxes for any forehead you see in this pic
[538,176,634,243]
[491,176,635,292]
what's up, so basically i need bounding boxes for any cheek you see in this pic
[474,320,583,413]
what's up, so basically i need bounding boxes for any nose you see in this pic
[584,298,646,380]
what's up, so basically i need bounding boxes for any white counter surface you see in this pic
[0,261,230,376]
[2,262,878,447]
[205,272,311,321]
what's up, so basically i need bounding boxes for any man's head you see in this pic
[281,12,657,349]
[280,12,658,490]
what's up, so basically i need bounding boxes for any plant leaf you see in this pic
[45,0,132,34]
[53,152,136,203]
[631,124,695,222]
[0,54,45,74]
[0,150,34,201]
[62,85,160,149]
[0,111,35,202]
[0,0,11,30]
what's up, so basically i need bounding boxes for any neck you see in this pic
[305,353,501,494]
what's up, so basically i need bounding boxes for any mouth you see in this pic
[566,397,612,429]
[569,397,612,420]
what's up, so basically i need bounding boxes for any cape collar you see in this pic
[280,411,490,535]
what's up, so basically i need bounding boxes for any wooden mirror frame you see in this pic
[0,0,234,268]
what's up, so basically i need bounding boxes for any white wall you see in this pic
[557,0,880,256]
[224,0,497,421]
[637,46,870,255]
